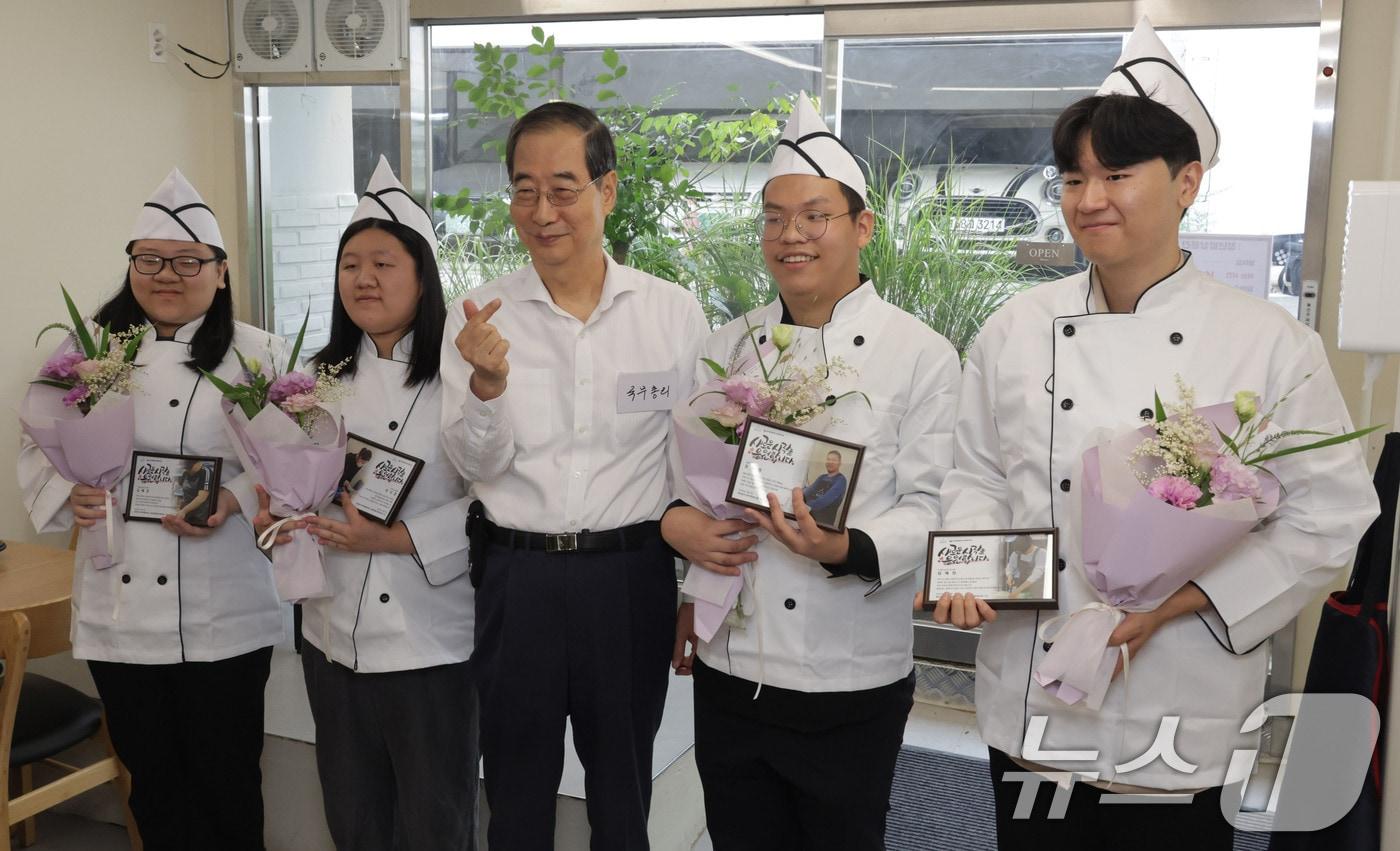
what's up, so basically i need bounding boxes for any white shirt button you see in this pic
[577,425,588,434]
[573,471,582,479]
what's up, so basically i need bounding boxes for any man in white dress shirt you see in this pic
[440,101,709,850]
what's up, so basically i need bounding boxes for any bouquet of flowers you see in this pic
[1035,376,1381,710]
[203,315,350,601]
[20,286,149,570]
[674,320,864,640]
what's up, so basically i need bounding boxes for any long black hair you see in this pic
[94,243,235,373]
[314,218,445,387]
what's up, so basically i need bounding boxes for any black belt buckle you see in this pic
[544,532,578,553]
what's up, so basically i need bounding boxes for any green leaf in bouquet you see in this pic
[30,378,73,391]
[1249,423,1386,465]
[60,285,97,357]
[1214,425,1241,457]
[699,416,737,443]
[200,369,262,420]
[34,322,73,348]
[286,311,309,373]
[700,357,728,379]
[1153,390,1167,423]
[123,327,149,362]
[98,323,109,356]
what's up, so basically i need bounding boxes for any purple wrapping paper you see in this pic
[1034,404,1280,710]
[20,385,133,570]
[223,401,346,602]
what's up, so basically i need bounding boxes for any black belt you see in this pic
[485,519,660,553]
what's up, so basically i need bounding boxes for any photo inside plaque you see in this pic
[725,417,864,532]
[331,433,424,525]
[125,452,222,526]
[922,528,1058,610]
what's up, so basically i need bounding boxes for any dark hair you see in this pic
[96,243,234,373]
[315,218,445,387]
[1052,94,1201,177]
[839,183,866,216]
[505,101,616,181]
[356,447,372,462]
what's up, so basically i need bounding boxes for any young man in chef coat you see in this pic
[934,19,1379,847]
[439,101,709,850]
[663,94,962,850]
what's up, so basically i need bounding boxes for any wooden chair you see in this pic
[1,600,140,849]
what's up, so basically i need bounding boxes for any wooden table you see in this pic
[0,541,75,615]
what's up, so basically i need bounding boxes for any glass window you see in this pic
[256,85,400,353]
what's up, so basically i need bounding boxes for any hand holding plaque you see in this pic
[725,417,864,533]
[922,528,1059,611]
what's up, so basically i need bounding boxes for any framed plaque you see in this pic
[125,452,222,526]
[725,417,865,533]
[922,528,1059,610]
[332,433,424,525]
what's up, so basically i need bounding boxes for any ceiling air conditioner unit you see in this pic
[233,0,313,73]
[315,0,406,72]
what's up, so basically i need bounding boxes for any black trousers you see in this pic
[88,646,273,851]
[988,748,1236,850]
[693,659,915,851]
[301,645,479,851]
[472,535,676,850]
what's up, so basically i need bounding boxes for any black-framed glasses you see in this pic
[128,253,220,277]
[509,173,606,208]
[757,209,856,242]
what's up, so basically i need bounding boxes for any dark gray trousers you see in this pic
[301,645,479,851]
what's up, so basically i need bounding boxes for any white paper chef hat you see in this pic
[129,168,225,250]
[1097,17,1220,170]
[766,92,867,201]
[350,156,438,252]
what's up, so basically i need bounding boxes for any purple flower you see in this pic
[1147,476,1202,509]
[268,371,316,405]
[40,350,86,381]
[722,377,773,417]
[61,384,91,407]
[1209,454,1262,502]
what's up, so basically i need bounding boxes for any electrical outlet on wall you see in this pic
[149,22,167,63]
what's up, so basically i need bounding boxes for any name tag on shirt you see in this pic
[616,370,677,413]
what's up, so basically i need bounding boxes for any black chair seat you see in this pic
[8,673,103,767]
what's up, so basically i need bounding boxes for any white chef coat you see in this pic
[941,258,1379,789]
[439,255,709,532]
[300,333,474,673]
[19,317,286,664]
[689,281,962,693]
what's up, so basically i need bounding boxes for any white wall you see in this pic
[1,0,241,543]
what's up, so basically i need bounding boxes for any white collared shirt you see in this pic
[440,255,709,532]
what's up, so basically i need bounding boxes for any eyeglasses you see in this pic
[757,209,856,242]
[129,253,220,277]
[509,173,605,208]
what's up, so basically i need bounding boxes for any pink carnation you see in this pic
[722,377,773,417]
[1209,454,1262,502]
[711,401,747,428]
[61,384,91,407]
[279,392,320,414]
[268,371,316,405]
[74,359,103,380]
[40,350,86,381]
[1147,475,1202,509]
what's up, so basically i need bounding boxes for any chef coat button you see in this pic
[157,575,167,586]
[379,593,390,604]
[1057,558,1066,572]
[1140,408,1154,419]
[389,421,399,431]
[1062,324,1075,337]
[1170,332,1184,345]
[759,334,767,345]
[853,335,865,346]
[784,598,796,610]
[825,394,836,406]
[1059,479,1071,492]
[168,398,180,407]
[1060,399,1074,411]
[121,574,131,584]
[1042,641,1053,653]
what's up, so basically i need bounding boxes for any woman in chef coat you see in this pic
[272,157,478,851]
[663,97,962,849]
[933,21,1378,847]
[18,169,284,850]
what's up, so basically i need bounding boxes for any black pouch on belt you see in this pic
[466,499,487,588]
